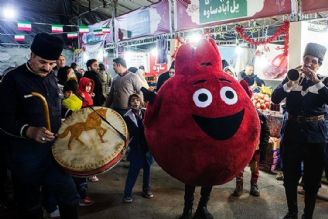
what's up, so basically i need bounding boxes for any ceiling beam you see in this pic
[117,3,133,11]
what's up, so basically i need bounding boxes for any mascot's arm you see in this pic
[141,87,157,104]
[140,87,161,127]
[240,79,253,98]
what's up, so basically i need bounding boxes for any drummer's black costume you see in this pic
[0,33,79,219]
[271,43,328,219]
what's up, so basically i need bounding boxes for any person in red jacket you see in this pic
[78,77,95,107]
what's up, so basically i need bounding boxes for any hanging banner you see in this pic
[176,0,291,31]
[115,0,169,41]
[82,41,105,64]
[254,44,288,80]
[302,0,328,13]
[81,19,113,46]
[149,52,168,76]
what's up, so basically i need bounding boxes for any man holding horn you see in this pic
[272,42,328,219]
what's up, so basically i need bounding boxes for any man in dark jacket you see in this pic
[272,42,328,219]
[0,33,79,219]
[239,65,265,88]
[156,61,175,91]
[84,59,105,106]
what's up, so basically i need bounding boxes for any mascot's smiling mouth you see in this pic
[192,109,244,140]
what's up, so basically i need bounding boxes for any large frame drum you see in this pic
[52,107,128,177]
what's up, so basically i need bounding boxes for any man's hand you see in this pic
[301,66,320,84]
[26,126,55,143]
[286,80,298,88]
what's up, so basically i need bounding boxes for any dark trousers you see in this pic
[183,185,212,211]
[73,177,88,199]
[11,157,79,219]
[0,134,9,204]
[282,141,325,219]
[124,158,151,196]
[236,150,260,184]
[325,144,328,180]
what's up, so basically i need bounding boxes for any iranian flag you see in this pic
[102,27,110,33]
[52,24,63,33]
[79,25,89,33]
[67,32,78,39]
[17,21,31,32]
[93,29,103,36]
[15,34,25,42]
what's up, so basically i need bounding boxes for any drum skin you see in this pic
[52,107,128,177]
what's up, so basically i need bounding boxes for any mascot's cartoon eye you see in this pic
[193,88,213,108]
[220,86,238,105]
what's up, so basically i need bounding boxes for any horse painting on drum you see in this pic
[58,108,107,150]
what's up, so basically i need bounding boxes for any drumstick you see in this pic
[24,92,51,131]
[89,106,127,142]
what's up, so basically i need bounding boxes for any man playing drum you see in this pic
[0,33,79,219]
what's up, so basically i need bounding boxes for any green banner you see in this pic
[199,0,247,24]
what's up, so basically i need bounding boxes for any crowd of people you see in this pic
[0,33,327,219]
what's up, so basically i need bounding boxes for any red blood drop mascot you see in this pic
[142,38,260,218]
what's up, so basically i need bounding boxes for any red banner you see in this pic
[302,0,328,13]
[176,0,291,31]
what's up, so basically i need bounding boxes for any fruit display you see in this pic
[252,93,271,110]
[260,85,273,96]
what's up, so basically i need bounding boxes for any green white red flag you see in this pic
[52,24,63,33]
[67,32,78,39]
[79,25,89,33]
[93,29,103,36]
[17,21,31,32]
[14,34,25,42]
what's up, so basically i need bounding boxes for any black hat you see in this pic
[31,33,64,60]
[304,43,326,63]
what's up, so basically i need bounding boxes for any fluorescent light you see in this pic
[151,48,157,56]
[235,46,243,55]
[2,6,17,20]
[187,33,202,44]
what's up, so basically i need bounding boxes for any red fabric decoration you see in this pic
[144,39,260,186]
[235,21,289,46]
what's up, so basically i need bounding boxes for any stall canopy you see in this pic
[0,0,160,45]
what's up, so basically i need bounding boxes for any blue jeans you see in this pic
[123,159,151,197]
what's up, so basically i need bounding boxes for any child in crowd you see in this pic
[57,66,77,86]
[78,77,99,183]
[232,110,270,197]
[62,79,95,206]
[62,79,82,117]
[79,77,95,108]
[122,94,154,203]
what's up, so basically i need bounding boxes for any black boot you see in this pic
[192,186,213,219]
[192,206,214,219]
[232,179,243,197]
[179,185,195,219]
[179,208,192,219]
[250,183,260,197]
[282,211,298,219]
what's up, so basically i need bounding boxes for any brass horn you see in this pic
[287,69,300,81]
